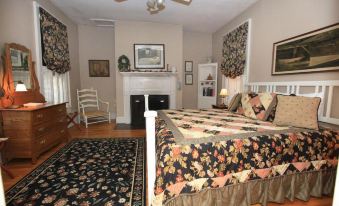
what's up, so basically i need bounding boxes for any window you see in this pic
[33,2,71,107]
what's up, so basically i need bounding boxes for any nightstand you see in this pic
[212,104,228,109]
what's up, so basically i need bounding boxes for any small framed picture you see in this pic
[89,60,110,77]
[185,61,193,72]
[185,74,193,85]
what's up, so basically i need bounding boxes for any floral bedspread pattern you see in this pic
[158,109,309,145]
[154,109,338,205]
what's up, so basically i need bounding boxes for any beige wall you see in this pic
[212,0,339,118]
[0,0,80,110]
[213,0,339,83]
[183,31,212,109]
[114,21,183,118]
[78,25,116,115]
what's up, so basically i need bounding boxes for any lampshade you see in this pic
[15,81,27,92]
[219,89,228,97]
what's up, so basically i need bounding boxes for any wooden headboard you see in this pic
[245,80,339,125]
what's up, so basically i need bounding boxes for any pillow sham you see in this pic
[273,95,320,130]
[239,92,277,121]
[228,93,242,112]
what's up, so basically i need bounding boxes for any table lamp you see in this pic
[15,81,27,92]
[219,88,228,106]
[7,81,27,109]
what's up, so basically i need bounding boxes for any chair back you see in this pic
[77,89,100,113]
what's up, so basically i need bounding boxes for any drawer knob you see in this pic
[37,114,43,118]
[58,108,63,112]
[60,130,65,133]
[40,139,46,144]
[59,118,65,123]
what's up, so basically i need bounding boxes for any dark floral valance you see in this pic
[220,21,249,79]
[39,7,71,74]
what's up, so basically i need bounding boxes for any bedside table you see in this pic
[212,104,228,109]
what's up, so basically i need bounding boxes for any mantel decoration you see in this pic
[39,7,71,74]
[118,55,131,72]
[221,20,249,79]
[272,23,339,75]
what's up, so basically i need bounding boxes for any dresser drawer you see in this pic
[32,109,50,124]
[32,116,67,138]
[32,104,66,125]
[35,128,65,154]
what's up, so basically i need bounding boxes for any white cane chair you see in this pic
[77,88,111,128]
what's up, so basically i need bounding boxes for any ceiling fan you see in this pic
[117,0,192,14]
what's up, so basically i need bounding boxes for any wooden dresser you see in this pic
[1,103,69,163]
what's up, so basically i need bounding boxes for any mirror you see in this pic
[0,43,45,108]
[8,44,32,90]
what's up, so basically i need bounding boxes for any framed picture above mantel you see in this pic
[272,23,339,75]
[134,44,165,69]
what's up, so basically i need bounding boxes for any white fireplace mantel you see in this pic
[116,72,177,124]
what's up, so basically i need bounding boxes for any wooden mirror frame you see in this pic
[0,43,45,108]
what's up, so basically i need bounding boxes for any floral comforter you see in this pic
[153,109,339,205]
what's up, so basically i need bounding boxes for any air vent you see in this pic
[89,18,115,27]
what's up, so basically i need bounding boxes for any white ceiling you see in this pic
[50,0,257,33]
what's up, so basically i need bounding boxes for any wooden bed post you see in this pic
[144,94,157,206]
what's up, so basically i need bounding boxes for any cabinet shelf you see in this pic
[198,63,218,109]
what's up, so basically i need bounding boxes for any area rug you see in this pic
[6,138,145,206]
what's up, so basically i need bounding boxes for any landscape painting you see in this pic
[89,60,110,77]
[272,23,339,75]
[134,44,165,69]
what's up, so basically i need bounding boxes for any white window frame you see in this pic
[32,1,72,108]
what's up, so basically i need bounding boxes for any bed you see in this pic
[144,81,339,206]
[152,109,337,206]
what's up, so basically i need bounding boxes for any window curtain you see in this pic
[39,7,71,74]
[41,66,70,105]
[220,21,249,79]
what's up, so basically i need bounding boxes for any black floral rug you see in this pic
[6,138,145,206]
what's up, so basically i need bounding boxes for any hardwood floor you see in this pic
[1,122,332,206]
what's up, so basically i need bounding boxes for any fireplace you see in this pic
[117,72,177,124]
[131,95,169,127]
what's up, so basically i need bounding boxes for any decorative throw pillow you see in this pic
[266,94,296,122]
[240,92,277,121]
[228,93,242,112]
[273,95,320,130]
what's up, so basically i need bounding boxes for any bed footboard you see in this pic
[144,94,157,206]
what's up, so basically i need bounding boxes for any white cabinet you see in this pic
[198,63,218,108]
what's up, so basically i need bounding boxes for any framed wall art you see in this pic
[134,44,165,69]
[185,61,193,72]
[89,60,110,77]
[272,23,339,75]
[185,74,193,85]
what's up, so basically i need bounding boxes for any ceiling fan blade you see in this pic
[172,0,192,6]
[147,0,156,8]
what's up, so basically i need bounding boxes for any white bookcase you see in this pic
[198,63,218,108]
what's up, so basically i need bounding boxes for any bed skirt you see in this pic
[164,169,336,206]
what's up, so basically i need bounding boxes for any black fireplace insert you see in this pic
[130,95,169,127]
